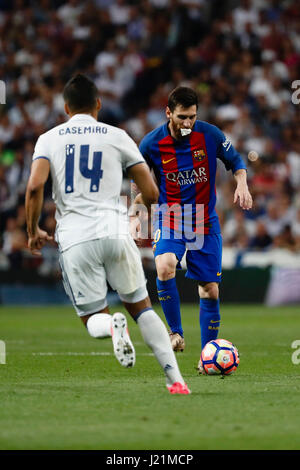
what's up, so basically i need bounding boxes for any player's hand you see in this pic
[129,216,142,246]
[233,185,253,210]
[28,228,53,256]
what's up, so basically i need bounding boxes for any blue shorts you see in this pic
[152,228,222,283]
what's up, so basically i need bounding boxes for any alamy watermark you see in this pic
[291,340,300,365]
[0,80,6,104]
[291,80,300,105]
[0,340,6,364]
[96,199,206,250]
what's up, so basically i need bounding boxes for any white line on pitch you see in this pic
[32,352,154,356]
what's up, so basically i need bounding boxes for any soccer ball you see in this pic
[199,339,239,375]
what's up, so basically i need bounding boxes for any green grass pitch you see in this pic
[0,303,300,450]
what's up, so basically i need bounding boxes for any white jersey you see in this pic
[32,114,144,252]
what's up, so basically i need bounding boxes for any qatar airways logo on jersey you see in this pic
[166,167,208,186]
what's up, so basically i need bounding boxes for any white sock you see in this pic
[137,309,185,386]
[86,313,112,338]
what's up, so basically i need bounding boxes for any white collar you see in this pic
[68,113,98,123]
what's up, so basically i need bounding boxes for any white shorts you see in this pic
[59,236,148,316]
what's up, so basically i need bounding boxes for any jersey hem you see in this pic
[58,234,130,253]
[126,160,145,170]
[185,271,222,283]
[33,156,50,161]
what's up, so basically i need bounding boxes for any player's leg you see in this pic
[198,281,220,350]
[121,292,190,394]
[105,236,190,393]
[59,242,135,367]
[153,231,186,351]
[185,233,222,351]
[83,308,136,368]
[81,306,111,336]
[155,252,185,350]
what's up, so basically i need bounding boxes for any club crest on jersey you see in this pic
[193,149,206,161]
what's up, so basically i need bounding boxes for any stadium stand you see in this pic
[0,0,299,303]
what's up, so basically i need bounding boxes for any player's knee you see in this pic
[155,254,177,280]
[156,264,176,280]
[198,282,219,300]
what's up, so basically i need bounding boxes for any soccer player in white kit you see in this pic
[25,74,190,394]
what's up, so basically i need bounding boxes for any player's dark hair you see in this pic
[63,73,98,113]
[168,86,198,112]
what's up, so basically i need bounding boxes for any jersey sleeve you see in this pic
[213,126,247,173]
[120,131,145,170]
[32,134,51,162]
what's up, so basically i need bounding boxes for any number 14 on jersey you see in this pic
[65,144,103,193]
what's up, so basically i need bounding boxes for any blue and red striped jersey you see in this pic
[139,120,247,234]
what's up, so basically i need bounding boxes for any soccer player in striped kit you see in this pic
[131,87,253,371]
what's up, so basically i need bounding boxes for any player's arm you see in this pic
[130,134,158,208]
[128,163,158,243]
[214,126,253,210]
[130,169,157,206]
[25,158,53,255]
[128,162,159,211]
[233,168,253,210]
[130,180,140,208]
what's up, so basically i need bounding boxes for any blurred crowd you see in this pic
[0,0,300,277]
